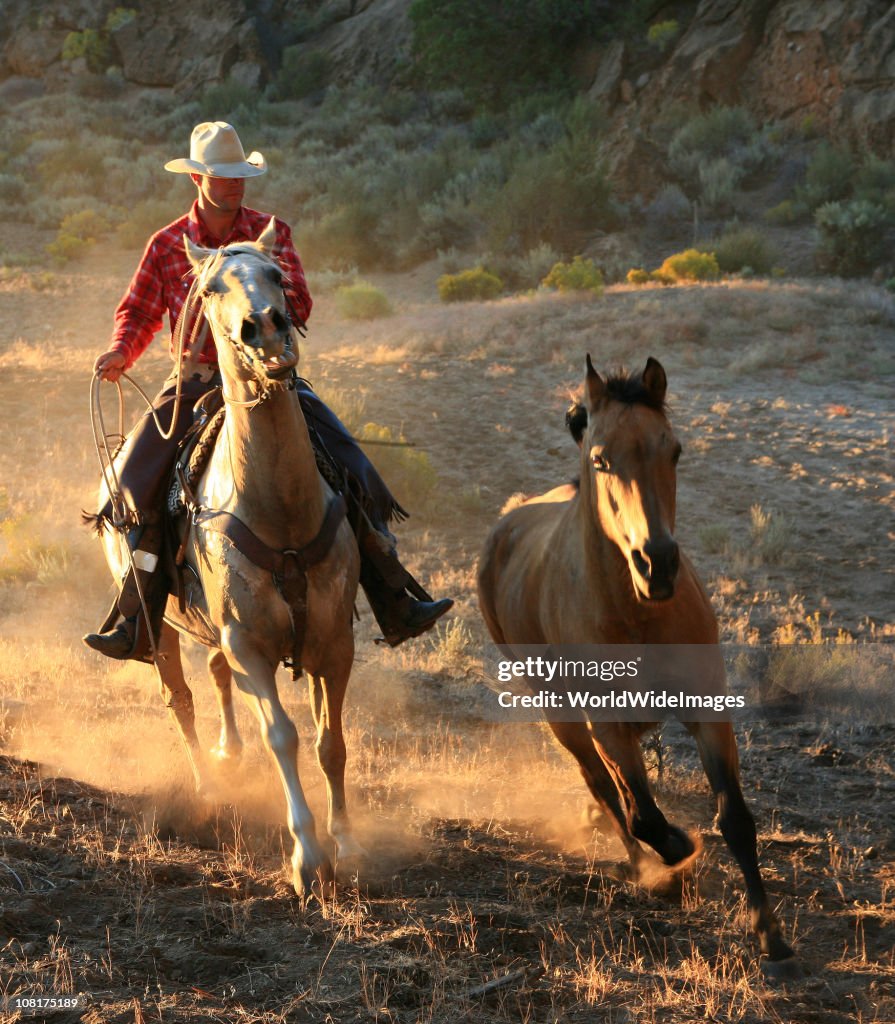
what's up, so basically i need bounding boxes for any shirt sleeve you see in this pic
[108,237,168,368]
[274,220,313,327]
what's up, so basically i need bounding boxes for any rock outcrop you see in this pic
[0,0,891,159]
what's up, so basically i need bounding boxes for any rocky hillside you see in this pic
[1,0,892,166]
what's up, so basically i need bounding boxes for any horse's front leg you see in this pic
[686,721,797,969]
[207,649,243,769]
[222,627,332,896]
[547,719,649,869]
[308,641,366,870]
[155,623,208,793]
[592,723,696,870]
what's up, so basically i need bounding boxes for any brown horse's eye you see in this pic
[592,452,609,472]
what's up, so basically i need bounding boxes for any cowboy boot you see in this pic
[359,555,453,648]
[83,522,166,662]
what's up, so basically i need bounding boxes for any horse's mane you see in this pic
[566,369,667,443]
[603,370,667,413]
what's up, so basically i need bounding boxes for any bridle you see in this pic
[197,245,300,408]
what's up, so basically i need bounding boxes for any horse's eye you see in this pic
[591,452,609,472]
[201,277,224,296]
[266,267,283,287]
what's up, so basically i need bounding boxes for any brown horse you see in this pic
[477,356,797,969]
[100,222,360,895]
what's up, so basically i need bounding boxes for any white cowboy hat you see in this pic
[164,121,267,178]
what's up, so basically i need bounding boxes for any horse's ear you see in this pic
[585,353,606,411]
[256,216,277,253]
[642,357,667,405]
[184,234,213,273]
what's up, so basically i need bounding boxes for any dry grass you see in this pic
[0,243,892,1021]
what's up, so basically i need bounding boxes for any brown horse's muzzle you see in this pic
[631,536,680,601]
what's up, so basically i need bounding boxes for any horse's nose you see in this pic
[241,308,286,346]
[632,537,680,597]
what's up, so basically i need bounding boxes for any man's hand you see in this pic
[94,351,127,382]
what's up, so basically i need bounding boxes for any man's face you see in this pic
[192,174,245,213]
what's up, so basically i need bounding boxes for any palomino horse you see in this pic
[477,356,796,969]
[101,221,360,895]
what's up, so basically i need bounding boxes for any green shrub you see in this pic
[47,208,110,263]
[62,29,112,72]
[0,174,25,204]
[61,10,133,73]
[647,19,679,51]
[854,154,895,212]
[199,80,259,118]
[711,227,775,274]
[668,106,758,181]
[814,199,890,276]
[46,233,91,263]
[658,249,720,283]
[358,422,438,512]
[106,7,137,32]
[645,183,691,230]
[274,47,331,100]
[299,200,393,271]
[541,255,604,294]
[482,242,560,291]
[59,208,110,240]
[410,0,606,105]
[437,266,503,302]
[116,199,181,248]
[334,281,393,320]
[796,142,855,211]
[486,130,611,254]
[698,157,743,213]
[764,199,807,225]
[626,267,652,285]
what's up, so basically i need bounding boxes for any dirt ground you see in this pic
[0,240,893,1023]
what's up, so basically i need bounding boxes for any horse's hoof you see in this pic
[660,824,697,866]
[292,850,334,899]
[761,955,804,983]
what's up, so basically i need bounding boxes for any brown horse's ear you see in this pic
[256,216,277,253]
[642,356,667,405]
[184,234,214,273]
[585,353,606,411]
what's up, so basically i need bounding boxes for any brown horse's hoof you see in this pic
[761,955,804,983]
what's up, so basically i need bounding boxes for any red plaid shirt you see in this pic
[109,201,312,368]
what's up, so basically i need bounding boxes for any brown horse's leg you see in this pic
[207,649,243,768]
[687,721,795,963]
[154,623,207,793]
[308,650,365,867]
[222,630,331,896]
[593,725,695,867]
[547,719,649,868]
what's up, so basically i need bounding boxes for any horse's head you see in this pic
[582,355,681,602]
[185,218,297,383]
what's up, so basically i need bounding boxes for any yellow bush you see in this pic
[657,248,720,282]
[437,267,503,302]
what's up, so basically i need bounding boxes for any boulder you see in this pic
[3,27,69,77]
[112,0,261,89]
[588,41,625,104]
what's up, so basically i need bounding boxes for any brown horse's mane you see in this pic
[566,370,668,445]
[603,370,667,413]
